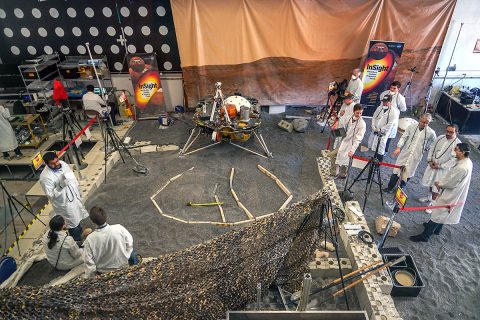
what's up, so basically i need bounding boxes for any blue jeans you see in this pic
[68,225,83,243]
[128,249,140,265]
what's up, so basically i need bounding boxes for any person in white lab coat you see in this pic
[420,124,461,212]
[383,114,436,192]
[368,95,399,162]
[333,93,356,149]
[329,104,366,178]
[82,85,117,125]
[39,152,88,243]
[379,81,407,112]
[0,105,23,160]
[345,68,364,104]
[42,215,84,270]
[410,143,472,242]
[83,206,140,277]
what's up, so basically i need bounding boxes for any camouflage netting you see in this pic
[0,190,330,319]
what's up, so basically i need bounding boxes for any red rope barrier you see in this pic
[399,202,463,212]
[58,116,97,158]
[351,155,402,169]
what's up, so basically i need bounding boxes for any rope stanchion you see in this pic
[351,155,402,169]
[58,116,97,158]
[399,202,463,212]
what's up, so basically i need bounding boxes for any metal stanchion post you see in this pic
[296,273,312,311]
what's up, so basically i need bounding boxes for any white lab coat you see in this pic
[42,230,84,270]
[83,224,133,277]
[368,106,399,155]
[333,101,356,149]
[39,160,88,228]
[431,158,472,224]
[335,116,366,166]
[421,135,461,189]
[380,90,406,112]
[346,79,364,104]
[0,106,18,153]
[392,123,436,178]
[82,92,110,117]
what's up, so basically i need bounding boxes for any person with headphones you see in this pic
[39,152,89,244]
[410,143,473,242]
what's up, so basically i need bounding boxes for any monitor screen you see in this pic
[94,87,106,95]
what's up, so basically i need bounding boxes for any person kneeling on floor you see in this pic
[329,104,366,179]
[83,206,140,277]
[410,143,472,243]
[42,215,84,271]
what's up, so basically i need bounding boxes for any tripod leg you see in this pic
[6,197,22,256]
[375,165,384,205]
[347,161,370,192]
[324,202,350,310]
[363,162,376,211]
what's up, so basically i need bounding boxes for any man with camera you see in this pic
[346,68,364,104]
[333,93,356,149]
[368,95,399,162]
[39,152,89,243]
[379,81,406,112]
[329,104,366,179]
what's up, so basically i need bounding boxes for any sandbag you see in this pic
[375,215,401,237]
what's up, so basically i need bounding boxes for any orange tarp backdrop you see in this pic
[171,0,456,107]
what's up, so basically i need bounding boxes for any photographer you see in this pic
[39,152,88,244]
[368,95,399,162]
[379,81,406,112]
[346,68,364,104]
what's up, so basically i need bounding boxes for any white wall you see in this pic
[432,0,480,101]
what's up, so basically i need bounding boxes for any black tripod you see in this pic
[291,200,350,310]
[1,180,46,256]
[60,108,87,170]
[101,116,148,183]
[346,133,385,211]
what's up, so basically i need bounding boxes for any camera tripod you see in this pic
[101,116,148,183]
[346,133,385,211]
[60,108,87,170]
[1,179,45,256]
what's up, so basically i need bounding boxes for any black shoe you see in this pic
[423,222,441,235]
[409,234,428,242]
[382,187,393,193]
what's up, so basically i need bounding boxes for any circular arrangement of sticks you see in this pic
[150,165,293,226]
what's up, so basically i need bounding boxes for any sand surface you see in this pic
[15,109,480,319]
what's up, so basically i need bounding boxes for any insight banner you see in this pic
[127,54,165,118]
[360,40,404,111]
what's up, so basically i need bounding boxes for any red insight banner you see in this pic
[127,54,165,117]
[360,40,404,110]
